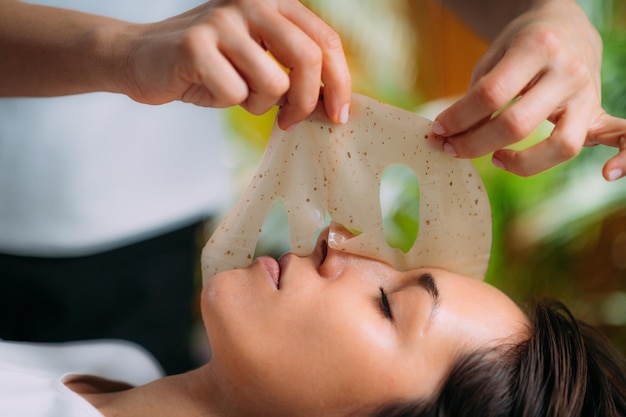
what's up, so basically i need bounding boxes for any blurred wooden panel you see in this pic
[408,0,488,100]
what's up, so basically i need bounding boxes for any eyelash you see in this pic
[379,287,393,320]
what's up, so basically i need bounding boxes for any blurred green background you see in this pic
[222,0,626,353]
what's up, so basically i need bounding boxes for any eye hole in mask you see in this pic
[380,163,421,253]
[201,94,492,283]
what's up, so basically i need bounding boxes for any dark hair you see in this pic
[372,299,626,417]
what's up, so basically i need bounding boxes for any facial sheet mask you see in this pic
[202,94,491,283]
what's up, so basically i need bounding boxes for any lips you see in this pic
[256,256,281,289]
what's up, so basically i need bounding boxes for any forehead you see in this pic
[202,94,492,284]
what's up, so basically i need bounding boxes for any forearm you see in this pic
[0,0,352,126]
[441,0,572,41]
[0,0,135,96]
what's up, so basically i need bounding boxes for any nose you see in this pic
[312,222,356,258]
[328,222,357,248]
[311,222,358,279]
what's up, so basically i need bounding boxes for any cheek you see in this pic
[270,297,413,408]
[203,274,421,412]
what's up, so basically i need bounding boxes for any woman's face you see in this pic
[201,226,529,417]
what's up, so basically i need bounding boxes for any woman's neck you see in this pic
[67,364,226,417]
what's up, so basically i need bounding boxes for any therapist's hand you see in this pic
[432,0,603,176]
[125,0,351,130]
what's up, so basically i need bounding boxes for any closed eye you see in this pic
[379,287,393,320]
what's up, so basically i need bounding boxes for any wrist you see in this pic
[88,21,142,96]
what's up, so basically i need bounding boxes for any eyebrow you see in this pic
[416,273,441,318]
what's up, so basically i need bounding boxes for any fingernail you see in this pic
[443,141,457,157]
[608,168,623,181]
[492,155,505,170]
[339,103,349,124]
[432,120,446,136]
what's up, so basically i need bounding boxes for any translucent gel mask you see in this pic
[201,94,491,283]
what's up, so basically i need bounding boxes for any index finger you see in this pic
[278,0,351,124]
[435,42,547,137]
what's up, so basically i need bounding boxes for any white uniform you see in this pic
[0,0,234,256]
[0,339,163,417]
